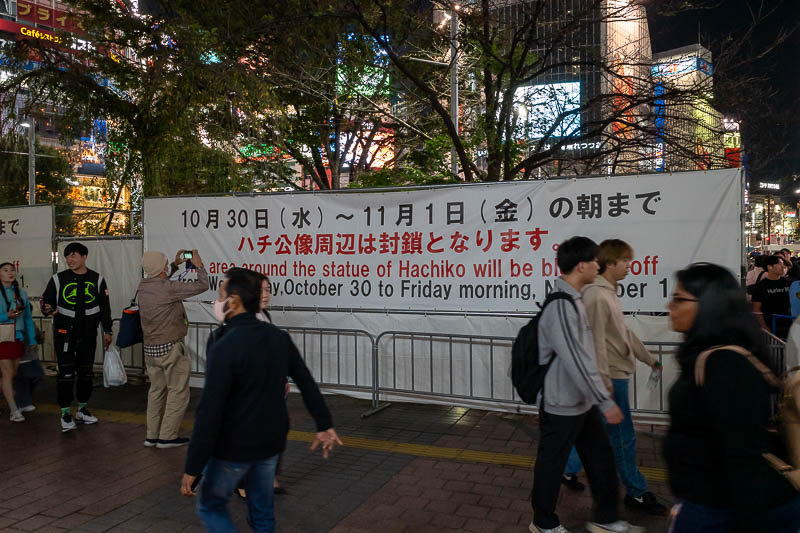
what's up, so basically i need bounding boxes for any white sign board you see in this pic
[144,169,741,313]
[0,205,54,295]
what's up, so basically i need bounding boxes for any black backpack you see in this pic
[511,292,577,404]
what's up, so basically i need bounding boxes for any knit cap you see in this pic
[141,251,168,278]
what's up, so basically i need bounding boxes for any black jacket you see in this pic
[41,269,113,335]
[664,348,796,532]
[184,313,333,476]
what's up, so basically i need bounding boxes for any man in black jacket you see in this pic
[181,268,341,532]
[41,242,113,433]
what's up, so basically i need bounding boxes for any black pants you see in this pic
[531,406,619,529]
[14,360,44,407]
[54,329,96,408]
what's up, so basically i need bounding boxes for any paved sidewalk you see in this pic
[0,378,672,532]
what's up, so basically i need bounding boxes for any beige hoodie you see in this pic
[581,275,656,392]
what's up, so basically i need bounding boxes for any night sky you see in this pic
[647,0,800,181]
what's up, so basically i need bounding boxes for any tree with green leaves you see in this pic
[0,129,76,232]
[0,0,268,232]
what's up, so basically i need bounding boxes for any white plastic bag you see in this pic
[103,345,128,387]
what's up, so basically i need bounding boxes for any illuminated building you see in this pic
[1,1,133,233]
[476,0,654,176]
[651,44,725,172]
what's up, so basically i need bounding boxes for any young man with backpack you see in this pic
[527,236,643,533]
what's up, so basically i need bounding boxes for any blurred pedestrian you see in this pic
[41,243,113,432]
[181,268,341,532]
[751,255,791,337]
[14,302,44,413]
[139,249,208,449]
[236,273,289,500]
[0,262,36,422]
[745,254,767,300]
[665,262,800,532]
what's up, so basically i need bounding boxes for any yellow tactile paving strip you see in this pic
[36,403,668,481]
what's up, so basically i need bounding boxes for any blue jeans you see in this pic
[197,454,279,533]
[562,379,648,498]
[606,378,648,498]
[565,447,582,476]
[669,496,800,533]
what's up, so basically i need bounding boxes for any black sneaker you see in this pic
[561,474,585,491]
[156,437,190,449]
[624,491,667,515]
[144,438,159,447]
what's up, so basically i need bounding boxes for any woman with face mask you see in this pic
[185,268,340,532]
[236,273,290,498]
[664,262,800,532]
[0,262,37,423]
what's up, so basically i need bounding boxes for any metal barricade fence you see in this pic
[374,330,516,406]
[280,326,376,400]
[34,316,147,376]
[762,329,787,377]
[182,322,376,402]
[761,329,787,418]
[30,317,788,420]
[372,330,683,418]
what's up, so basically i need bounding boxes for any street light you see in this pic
[19,120,35,205]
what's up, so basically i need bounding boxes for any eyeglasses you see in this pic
[670,295,699,304]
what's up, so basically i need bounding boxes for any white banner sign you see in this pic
[144,169,741,313]
[0,205,54,295]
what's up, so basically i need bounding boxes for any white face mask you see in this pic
[213,297,230,323]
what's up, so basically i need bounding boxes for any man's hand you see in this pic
[603,404,623,425]
[652,360,662,370]
[310,428,343,459]
[191,249,204,269]
[174,250,187,266]
[103,333,113,350]
[42,303,57,316]
[284,382,291,398]
[180,474,197,497]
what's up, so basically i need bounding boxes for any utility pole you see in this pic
[26,118,35,205]
[767,195,772,246]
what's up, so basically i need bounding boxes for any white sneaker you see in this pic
[75,407,98,424]
[61,413,77,432]
[586,521,646,533]
[529,522,572,533]
[20,405,36,413]
[9,410,25,422]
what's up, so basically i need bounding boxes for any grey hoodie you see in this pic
[537,278,615,416]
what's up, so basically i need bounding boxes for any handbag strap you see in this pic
[695,345,782,388]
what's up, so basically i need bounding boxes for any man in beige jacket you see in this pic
[139,249,208,449]
[580,239,666,516]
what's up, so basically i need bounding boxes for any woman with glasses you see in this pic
[664,262,800,532]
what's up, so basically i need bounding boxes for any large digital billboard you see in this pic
[513,81,581,139]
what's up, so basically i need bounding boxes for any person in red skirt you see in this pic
[0,262,36,423]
